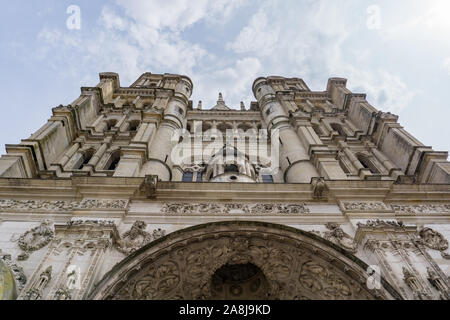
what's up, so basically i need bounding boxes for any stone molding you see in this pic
[160,202,310,215]
[0,198,129,212]
[89,221,400,300]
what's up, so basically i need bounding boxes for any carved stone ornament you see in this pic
[139,175,158,199]
[0,199,128,212]
[0,249,27,290]
[418,228,449,259]
[341,201,391,213]
[402,267,430,300]
[88,222,401,300]
[311,177,328,200]
[322,223,358,253]
[392,204,450,215]
[427,267,450,299]
[357,219,405,229]
[23,266,52,300]
[17,220,54,261]
[116,221,166,255]
[160,203,310,215]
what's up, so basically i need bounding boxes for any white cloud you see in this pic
[193,57,262,109]
[227,0,414,112]
[443,58,450,75]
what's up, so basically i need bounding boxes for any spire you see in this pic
[211,92,231,111]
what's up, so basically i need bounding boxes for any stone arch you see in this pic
[87,221,402,300]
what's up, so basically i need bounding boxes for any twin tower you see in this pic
[0,72,449,185]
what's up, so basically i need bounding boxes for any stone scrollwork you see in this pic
[160,202,310,215]
[357,219,405,229]
[341,201,391,213]
[116,221,167,255]
[0,250,27,290]
[418,227,450,259]
[392,204,450,215]
[0,199,129,212]
[90,222,400,300]
[17,220,55,261]
[322,223,358,253]
[116,221,152,255]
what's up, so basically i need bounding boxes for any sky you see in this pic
[0,0,449,155]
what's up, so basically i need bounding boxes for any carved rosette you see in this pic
[17,220,55,261]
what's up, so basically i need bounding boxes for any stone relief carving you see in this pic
[116,221,153,255]
[311,177,328,200]
[418,227,450,260]
[0,250,27,290]
[116,221,167,255]
[402,267,430,300]
[321,223,357,253]
[152,228,166,240]
[341,201,390,212]
[96,228,388,301]
[54,287,72,300]
[139,175,158,199]
[23,266,52,300]
[427,267,450,300]
[392,204,450,215]
[160,203,310,215]
[17,220,54,261]
[357,219,405,229]
[0,199,128,212]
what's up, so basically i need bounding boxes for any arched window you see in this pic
[105,151,121,171]
[129,120,140,133]
[224,164,239,174]
[330,123,346,136]
[312,124,323,137]
[106,119,118,131]
[357,154,380,174]
[76,149,94,170]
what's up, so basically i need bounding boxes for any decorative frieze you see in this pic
[340,201,391,213]
[357,219,406,229]
[391,204,450,215]
[0,198,129,212]
[160,202,310,215]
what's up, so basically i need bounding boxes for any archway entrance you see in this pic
[210,263,269,300]
[88,221,402,300]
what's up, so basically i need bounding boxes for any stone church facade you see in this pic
[0,72,449,300]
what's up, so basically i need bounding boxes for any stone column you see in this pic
[253,78,319,183]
